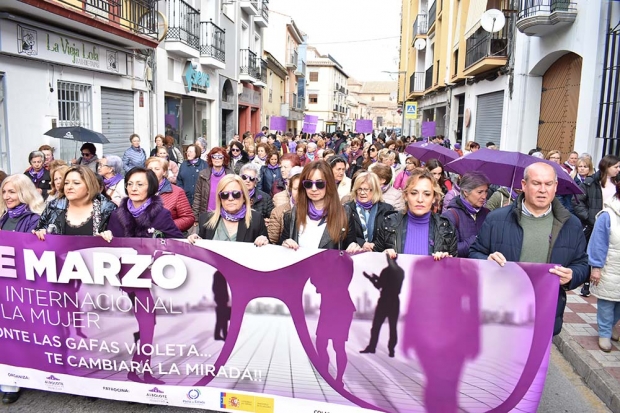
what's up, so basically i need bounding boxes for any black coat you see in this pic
[35,194,116,234]
[251,189,274,220]
[280,205,357,250]
[572,171,606,238]
[373,211,458,256]
[197,210,267,242]
[345,200,394,247]
[25,169,52,200]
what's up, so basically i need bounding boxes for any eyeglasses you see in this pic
[356,188,372,193]
[231,148,241,153]
[302,180,326,190]
[126,182,146,189]
[81,152,92,157]
[219,190,243,200]
[241,174,256,182]
[211,154,224,160]
[369,148,377,152]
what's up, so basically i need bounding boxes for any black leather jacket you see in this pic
[35,194,116,234]
[373,211,458,256]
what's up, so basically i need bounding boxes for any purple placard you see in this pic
[269,116,287,132]
[302,115,318,134]
[355,119,373,133]
[0,232,557,412]
[421,121,436,137]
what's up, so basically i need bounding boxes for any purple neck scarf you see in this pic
[267,163,279,170]
[127,198,152,218]
[158,178,169,193]
[248,188,256,198]
[189,158,199,166]
[8,203,29,219]
[233,154,242,161]
[103,174,123,189]
[29,168,45,183]
[404,169,412,176]
[221,204,247,222]
[308,202,325,221]
[212,167,225,177]
[381,184,390,193]
[258,155,267,162]
[356,200,374,210]
[460,195,481,215]
[249,155,256,161]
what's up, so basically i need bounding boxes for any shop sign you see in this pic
[0,20,127,75]
[183,63,209,93]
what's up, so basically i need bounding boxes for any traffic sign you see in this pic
[405,101,418,119]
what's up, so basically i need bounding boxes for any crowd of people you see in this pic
[0,129,618,404]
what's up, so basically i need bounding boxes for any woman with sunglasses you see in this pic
[259,151,283,196]
[177,144,208,207]
[362,144,380,170]
[229,141,249,175]
[71,143,99,173]
[192,147,233,222]
[97,155,126,206]
[280,161,359,252]
[373,169,457,259]
[239,163,274,222]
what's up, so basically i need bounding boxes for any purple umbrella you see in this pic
[405,142,459,165]
[444,148,583,195]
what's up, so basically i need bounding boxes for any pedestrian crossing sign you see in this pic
[405,101,418,119]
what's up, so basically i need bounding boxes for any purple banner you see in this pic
[421,121,436,137]
[355,119,373,134]
[0,232,557,412]
[302,115,318,134]
[269,116,287,132]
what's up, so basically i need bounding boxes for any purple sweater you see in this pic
[403,212,431,255]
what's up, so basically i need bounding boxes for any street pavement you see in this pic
[0,346,609,413]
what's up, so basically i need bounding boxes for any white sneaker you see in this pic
[599,337,612,352]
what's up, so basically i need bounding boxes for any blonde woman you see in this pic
[0,174,45,233]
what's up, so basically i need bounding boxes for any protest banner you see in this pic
[421,121,436,138]
[0,232,558,412]
[355,119,373,134]
[268,117,287,132]
[302,115,318,134]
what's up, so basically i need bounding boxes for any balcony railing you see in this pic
[288,49,298,67]
[465,18,510,68]
[165,0,200,50]
[296,59,306,76]
[409,72,425,93]
[297,95,305,111]
[413,14,428,36]
[240,49,259,79]
[65,0,159,40]
[518,0,576,19]
[250,0,259,10]
[428,1,437,29]
[425,66,433,90]
[289,93,303,110]
[200,21,225,62]
[260,58,267,83]
[260,0,269,22]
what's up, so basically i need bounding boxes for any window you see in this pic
[57,81,92,160]
[309,94,318,104]
[309,72,319,82]
[371,96,375,101]
[269,89,273,103]
[168,58,174,81]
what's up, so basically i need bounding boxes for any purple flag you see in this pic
[302,115,318,134]
[421,121,436,137]
[269,116,287,132]
[355,119,373,133]
[0,232,557,412]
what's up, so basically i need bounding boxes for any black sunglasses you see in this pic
[302,180,326,190]
[241,174,256,182]
[81,152,92,157]
[369,148,377,152]
[231,148,241,152]
[219,190,243,200]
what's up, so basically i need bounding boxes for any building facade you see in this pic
[349,80,402,132]
[261,51,288,130]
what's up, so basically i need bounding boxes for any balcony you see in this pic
[463,23,509,76]
[199,21,225,69]
[10,0,160,48]
[164,0,200,58]
[240,0,259,15]
[425,66,433,90]
[428,1,437,31]
[240,49,259,82]
[412,14,428,39]
[286,49,298,69]
[295,59,306,77]
[516,0,577,37]
[409,72,425,96]
[255,0,269,27]
[255,58,268,87]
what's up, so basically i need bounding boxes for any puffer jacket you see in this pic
[345,200,394,247]
[35,194,116,234]
[272,190,290,209]
[470,195,589,335]
[373,211,457,256]
[381,185,406,213]
[192,165,233,221]
[158,179,194,232]
[251,188,275,220]
[267,203,291,244]
[573,171,605,239]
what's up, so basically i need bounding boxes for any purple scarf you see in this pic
[248,188,256,198]
[249,155,256,161]
[267,163,279,170]
[189,158,199,166]
[127,198,152,218]
[103,174,123,189]
[356,200,374,210]
[8,203,29,219]
[381,184,390,193]
[212,167,225,177]
[221,204,247,222]
[29,168,45,183]
[258,155,267,163]
[308,202,324,221]
[460,196,481,215]
[233,154,242,161]
[404,169,412,176]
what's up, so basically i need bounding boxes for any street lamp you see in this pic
[382,70,407,137]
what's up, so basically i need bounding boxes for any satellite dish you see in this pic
[414,38,426,51]
[481,9,506,33]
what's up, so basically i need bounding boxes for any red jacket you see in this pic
[160,183,194,232]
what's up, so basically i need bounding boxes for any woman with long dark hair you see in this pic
[425,158,452,195]
[229,140,249,175]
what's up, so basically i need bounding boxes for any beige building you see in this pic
[262,51,288,132]
[349,80,402,132]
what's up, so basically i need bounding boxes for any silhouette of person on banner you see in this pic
[213,271,230,341]
[403,258,480,413]
[360,254,404,357]
[311,268,356,386]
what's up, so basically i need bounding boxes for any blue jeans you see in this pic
[597,299,620,338]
